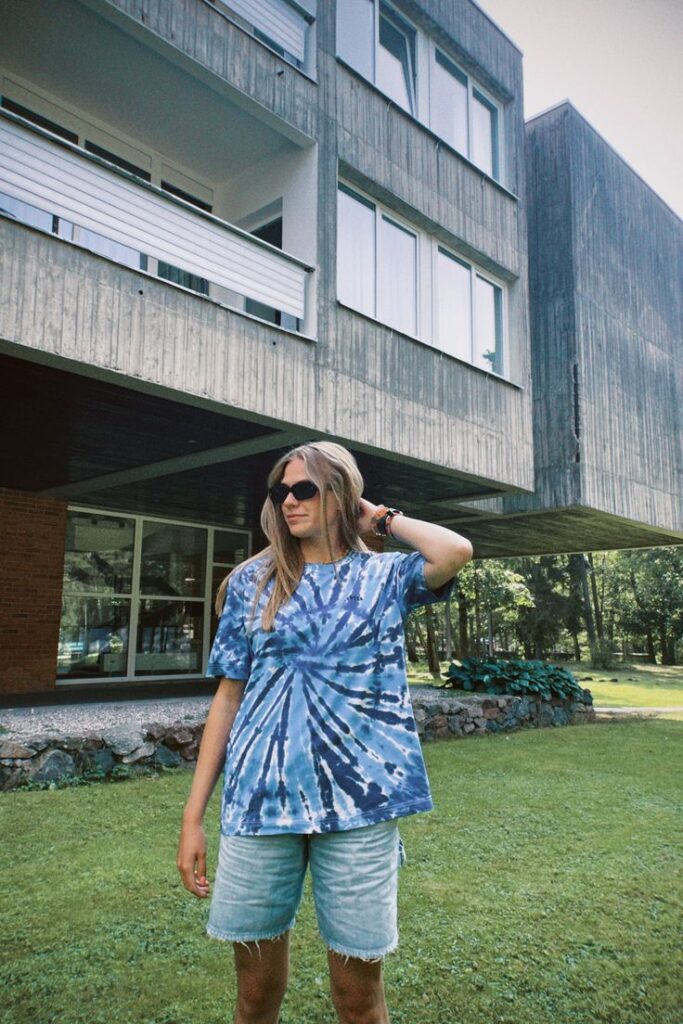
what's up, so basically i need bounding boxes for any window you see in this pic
[337,182,507,375]
[431,51,468,157]
[214,0,314,73]
[471,90,499,180]
[377,3,416,114]
[337,185,376,317]
[337,184,418,336]
[436,248,505,374]
[336,4,503,183]
[378,215,416,333]
[58,510,250,682]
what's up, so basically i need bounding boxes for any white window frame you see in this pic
[59,506,251,685]
[336,1,504,184]
[432,241,507,376]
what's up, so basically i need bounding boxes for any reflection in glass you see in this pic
[472,90,498,179]
[140,522,206,598]
[475,276,503,375]
[432,51,468,155]
[136,600,204,675]
[378,216,416,334]
[437,249,472,361]
[336,0,375,79]
[337,186,376,317]
[0,192,55,233]
[214,531,249,565]
[57,596,130,678]
[77,226,147,271]
[63,513,135,594]
[377,5,416,114]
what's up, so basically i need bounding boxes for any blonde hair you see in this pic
[216,441,370,630]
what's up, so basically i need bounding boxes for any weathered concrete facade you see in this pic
[467,103,682,556]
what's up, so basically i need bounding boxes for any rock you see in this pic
[145,722,167,742]
[28,749,76,783]
[447,715,463,736]
[484,707,501,719]
[463,722,476,733]
[164,727,194,750]
[153,744,182,768]
[486,719,502,732]
[78,748,116,775]
[412,707,427,723]
[179,740,200,761]
[428,714,448,731]
[0,740,36,759]
[101,727,146,756]
[121,741,155,764]
[0,767,23,791]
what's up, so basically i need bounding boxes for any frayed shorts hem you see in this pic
[324,936,399,963]
[206,918,296,945]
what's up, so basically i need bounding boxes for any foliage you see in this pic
[442,656,584,700]
[590,637,617,670]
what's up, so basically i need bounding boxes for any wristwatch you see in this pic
[370,505,404,537]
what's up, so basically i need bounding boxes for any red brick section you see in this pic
[0,489,68,695]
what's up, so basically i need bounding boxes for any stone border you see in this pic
[0,691,594,790]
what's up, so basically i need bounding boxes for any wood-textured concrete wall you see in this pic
[501,103,682,535]
[0,0,535,495]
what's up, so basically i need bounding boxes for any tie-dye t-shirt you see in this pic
[207,549,453,836]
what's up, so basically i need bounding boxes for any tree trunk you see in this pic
[423,605,441,678]
[487,607,495,658]
[645,630,657,663]
[578,556,597,645]
[456,583,469,658]
[405,618,419,663]
[587,553,604,639]
[474,567,482,658]
[571,632,581,661]
[443,596,454,663]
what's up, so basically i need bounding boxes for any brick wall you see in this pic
[0,489,67,695]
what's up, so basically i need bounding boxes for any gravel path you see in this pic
[1,688,679,742]
[0,696,214,740]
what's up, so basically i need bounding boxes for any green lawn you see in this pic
[2,718,681,1024]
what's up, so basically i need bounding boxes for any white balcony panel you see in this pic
[221,0,308,62]
[0,118,306,319]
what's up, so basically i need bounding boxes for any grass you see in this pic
[1,718,682,1024]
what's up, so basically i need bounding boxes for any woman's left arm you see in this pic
[358,499,473,590]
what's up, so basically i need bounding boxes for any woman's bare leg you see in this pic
[233,932,290,1024]
[327,949,390,1024]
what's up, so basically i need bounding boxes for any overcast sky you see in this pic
[475,0,683,219]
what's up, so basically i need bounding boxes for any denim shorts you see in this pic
[207,819,406,961]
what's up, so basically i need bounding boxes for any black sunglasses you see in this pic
[268,480,319,505]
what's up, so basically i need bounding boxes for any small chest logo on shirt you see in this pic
[345,594,363,603]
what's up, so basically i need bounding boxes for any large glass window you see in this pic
[336,0,375,80]
[57,511,250,682]
[377,4,416,114]
[337,185,376,317]
[431,51,468,155]
[472,90,499,180]
[436,248,472,362]
[58,512,136,678]
[378,215,416,333]
[474,275,503,374]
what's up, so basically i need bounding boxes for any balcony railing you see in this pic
[0,110,311,329]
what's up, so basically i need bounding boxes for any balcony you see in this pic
[0,110,313,332]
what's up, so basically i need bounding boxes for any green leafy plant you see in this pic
[442,657,586,701]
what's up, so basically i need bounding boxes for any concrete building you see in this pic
[0,0,680,695]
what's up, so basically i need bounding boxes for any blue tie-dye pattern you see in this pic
[207,550,453,835]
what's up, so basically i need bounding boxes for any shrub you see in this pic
[442,657,585,701]
[590,638,617,670]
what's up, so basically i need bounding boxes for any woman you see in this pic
[177,441,473,1024]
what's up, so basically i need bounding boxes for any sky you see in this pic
[475,0,683,219]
